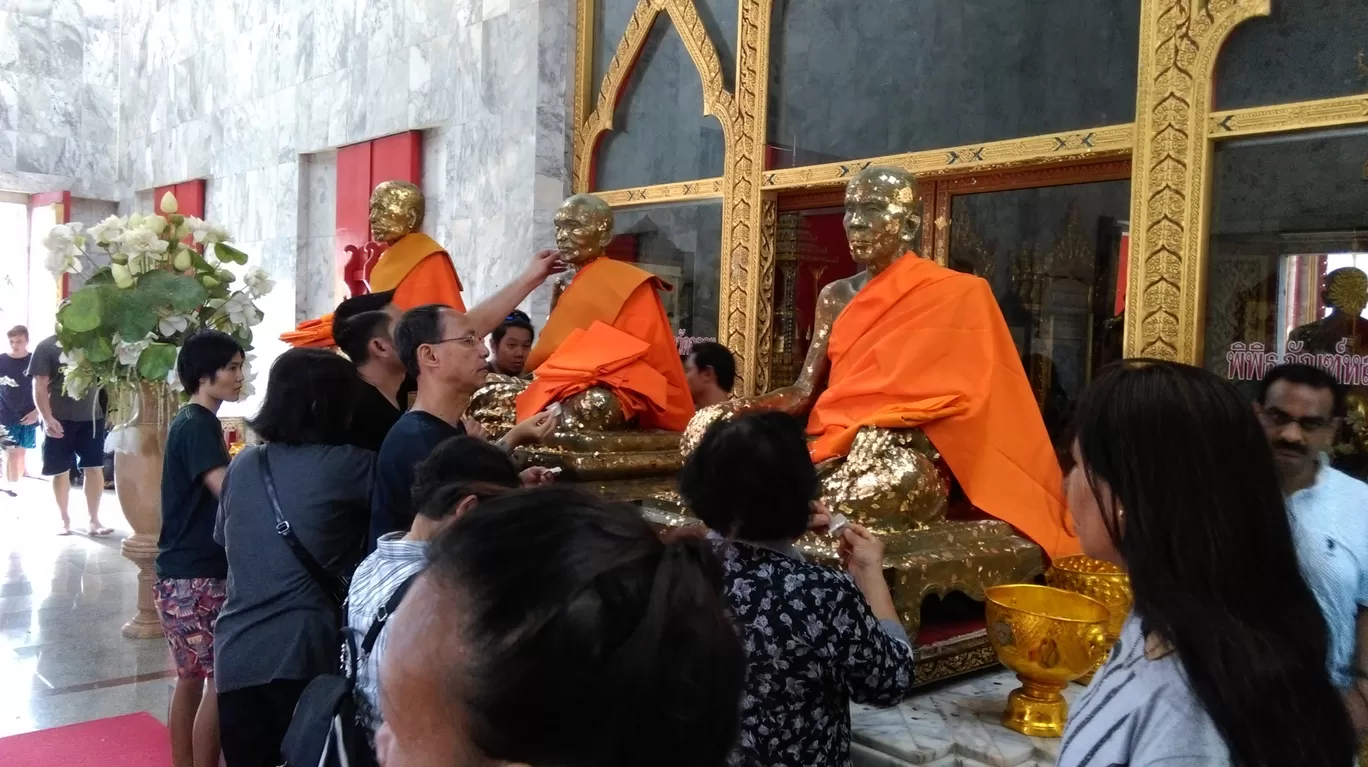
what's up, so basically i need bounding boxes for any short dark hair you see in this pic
[177,329,243,395]
[332,290,395,332]
[689,342,735,393]
[6,325,27,340]
[247,348,362,445]
[490,309,534,346]
[411,436,521,521]
[679,411,817,541]
[335,310,392,366]
[426,486,745,767]
[394,304,448,379]
[1258,363,1345,418]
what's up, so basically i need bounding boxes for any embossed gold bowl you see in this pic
[1045,555,1132,685]
[985,584,1111,738]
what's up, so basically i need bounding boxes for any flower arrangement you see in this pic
[43,191,274,402]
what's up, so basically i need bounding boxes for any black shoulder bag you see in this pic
[258,446,349,606]
[282,573,420,767]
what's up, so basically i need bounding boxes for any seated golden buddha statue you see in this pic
[282,180,466,348]
[685,166,1080,636]
[469,193,692,481]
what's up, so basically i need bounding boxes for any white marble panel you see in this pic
[851,670,1075,767]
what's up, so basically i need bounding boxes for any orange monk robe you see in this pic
[806,254,1081,561]
[516,258,694,432]
[367,233,466,312]
[279,314,336,348]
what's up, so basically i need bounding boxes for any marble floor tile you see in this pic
[0,476,174,739]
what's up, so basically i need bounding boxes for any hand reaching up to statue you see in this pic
[461,416,488,442]
[501,409,559,449]
[525,249,568,283]
[838,523,899,623]
[519,466,558,486]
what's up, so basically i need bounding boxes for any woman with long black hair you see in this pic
[1059,359,1355,766]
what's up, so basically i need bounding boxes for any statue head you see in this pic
[369,181,425,245]
[554,194,615,266]
[1324,267,1368,317]
[843,166,922,271]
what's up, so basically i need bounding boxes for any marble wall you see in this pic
[0,0,119,199]
[107,0,576,413]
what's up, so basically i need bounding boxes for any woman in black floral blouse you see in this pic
[680,411,915,767]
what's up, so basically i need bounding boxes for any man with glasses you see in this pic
[1256,363,1368,744]
[369,305,556,546]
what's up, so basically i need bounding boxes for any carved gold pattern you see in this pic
[718,0,771,395]
[572,0,594,162]
[761,125,1135,192]
[1125,0,1270,361]
[572,0,739,195]
[1208,94,1368,137]
[594,178,724,206]
[753,195,778,393]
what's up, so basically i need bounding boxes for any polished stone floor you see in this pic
[0,476,173,739]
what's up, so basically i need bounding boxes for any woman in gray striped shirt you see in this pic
[1058,360,1355,767]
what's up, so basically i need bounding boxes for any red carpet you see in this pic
[0,713,171,767]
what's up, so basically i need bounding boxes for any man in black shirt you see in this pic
[156,329,243,767]
[370,305,556,544]
[0,325,36,495]
[335,308,408,452]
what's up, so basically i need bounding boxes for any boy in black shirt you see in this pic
[155,329,243,767]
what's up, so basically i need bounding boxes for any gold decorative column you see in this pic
[1124,0,1270,360]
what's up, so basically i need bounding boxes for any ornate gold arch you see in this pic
[1125,0,1270,361]
[570,0,740,194]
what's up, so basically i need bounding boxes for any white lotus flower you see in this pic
[63,370,92,400]
[59,348,87,366]
[118,227,163,256]
[42,225,81,276]
[127,213,144,228]
[184,216,209,242]
[110,262,135,288]
[243,266,275,298]
[157,313,190,337]
[88,215,126,245]
[113,334,152,366]
[166,348,184,393]
[160,191,179,215]
[172,247,193,271]
[223,292,262,328]
[144,215,168,235]
[240,353,257,398]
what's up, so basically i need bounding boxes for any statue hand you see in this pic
[524,249,567,283]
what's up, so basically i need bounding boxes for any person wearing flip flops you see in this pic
[28,333,113,536]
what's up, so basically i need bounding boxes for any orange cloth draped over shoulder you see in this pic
[516,258,694,432]
[806,253,1080,560]
[368,233,466,312]
[280,233,465,348]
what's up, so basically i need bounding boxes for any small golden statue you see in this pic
[469,193,692,487]
[684,166,1074,641]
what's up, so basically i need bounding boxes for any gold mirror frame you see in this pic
[573,0,1368,393]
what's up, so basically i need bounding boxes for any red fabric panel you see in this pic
[336,142,373,257]
[371,131,422,185]
[605,234,639,263]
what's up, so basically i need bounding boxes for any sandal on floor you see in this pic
[87,525,113,537]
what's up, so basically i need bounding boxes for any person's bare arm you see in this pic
[31,375,61,438]
[464,250,564,338]
[202,466,227,498]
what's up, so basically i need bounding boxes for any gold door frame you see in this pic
[572,0,1368,394]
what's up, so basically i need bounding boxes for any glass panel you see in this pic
[767,0,1140,168]
[948,180,1132,451]
[594,20,726,190]
[608,200,724,342]
[769,208,863,386]
[592,0,638,104]
[0,202,28,331]
[1213,0,1368,111]
[27,205,59,345]
[1204,129,1368,478]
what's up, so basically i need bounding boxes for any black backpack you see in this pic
[281,573,418,767]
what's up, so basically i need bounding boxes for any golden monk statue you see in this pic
[282,180,467,347]
[688,167,1080,569]
[1289,266,1368,479]
[469,193,690,481]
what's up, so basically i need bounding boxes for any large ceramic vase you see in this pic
[113,382,179,639]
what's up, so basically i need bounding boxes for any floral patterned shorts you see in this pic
[154,578,227,680]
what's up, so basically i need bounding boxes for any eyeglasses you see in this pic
[1259,407,1336,432]
[427,335,481,348]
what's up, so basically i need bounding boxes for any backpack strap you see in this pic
[361,572,420,654]
[259,446,349,606]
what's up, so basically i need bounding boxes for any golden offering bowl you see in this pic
[1045,555,1132,685]
[985,584,1110,738]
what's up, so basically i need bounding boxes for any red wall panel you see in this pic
[153,180,205,218]
[335,131,424,293]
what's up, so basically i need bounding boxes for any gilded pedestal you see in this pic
[112,383,177,640]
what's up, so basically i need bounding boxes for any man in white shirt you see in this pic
[1256,363,1368,742]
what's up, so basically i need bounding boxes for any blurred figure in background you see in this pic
[1059,360,1354,767]
[683,341,735,410]
[29,331,109,535]
[0,325,36,495]
[488,310,535,378]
